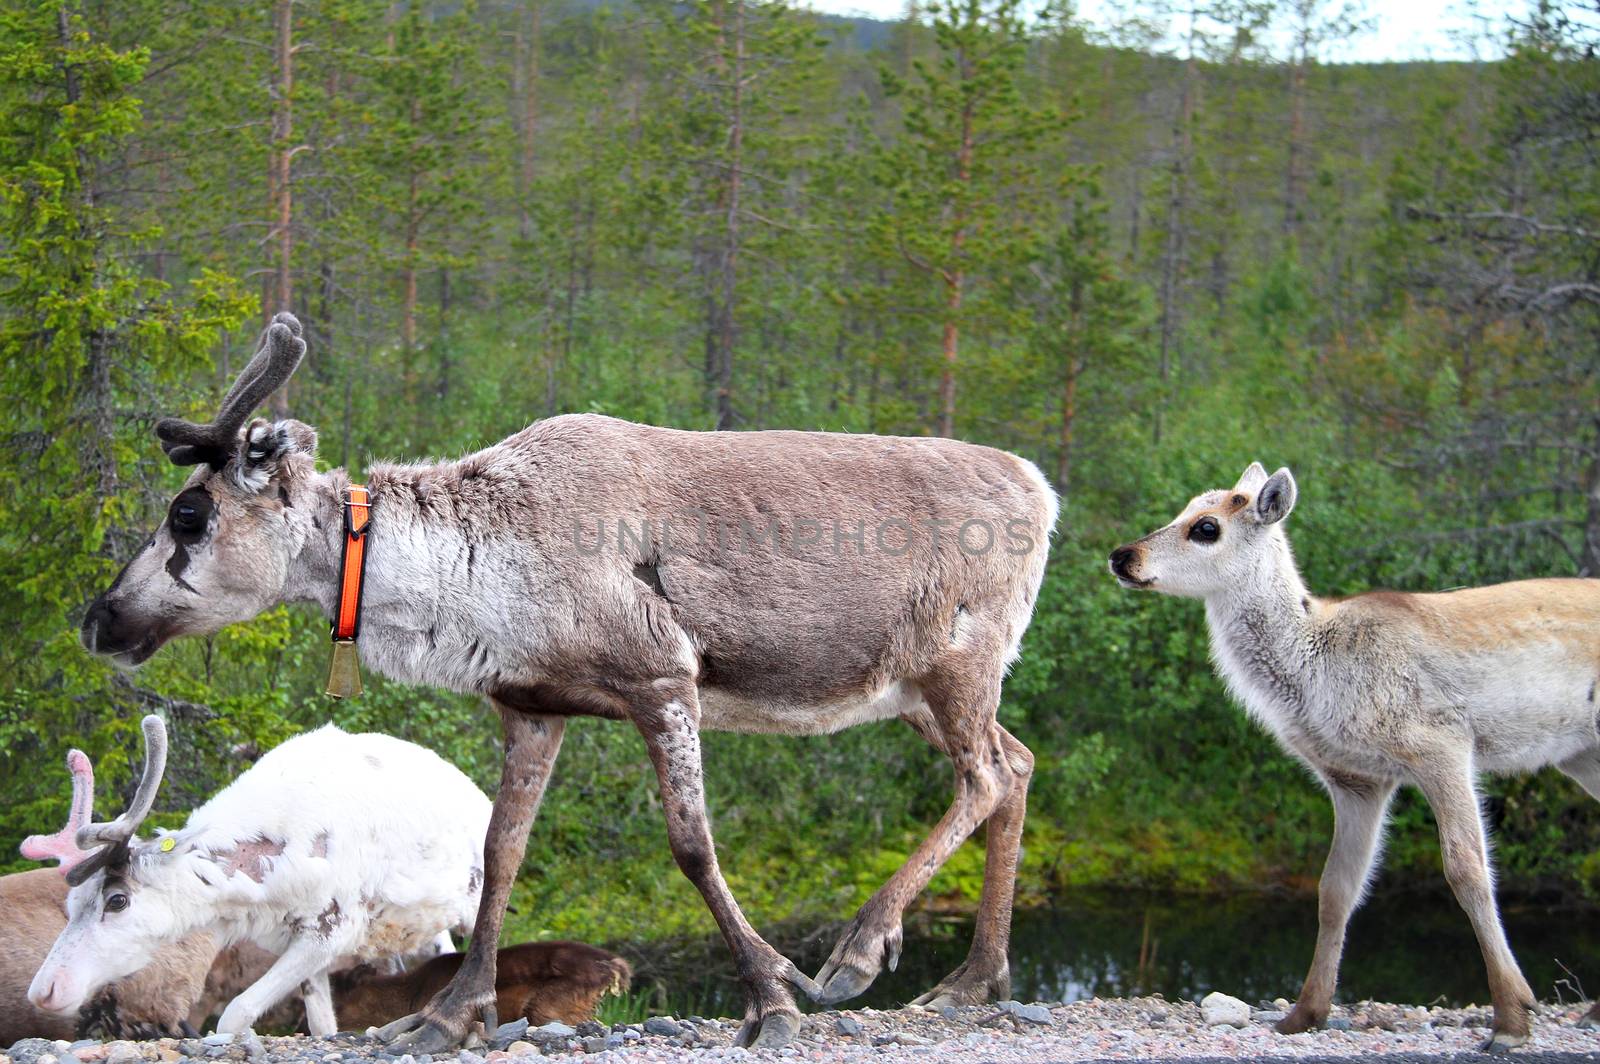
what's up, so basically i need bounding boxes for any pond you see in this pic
[622,889,1600,1018]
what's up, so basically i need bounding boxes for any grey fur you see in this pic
[83,317,1059,1051]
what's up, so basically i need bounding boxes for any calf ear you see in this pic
[1233,462,1268,495]
[233,419,318,491]
[1253,467,1297,525]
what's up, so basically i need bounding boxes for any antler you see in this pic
[155,312,306,468]
[19,749,98,875]
[66,715,170,887]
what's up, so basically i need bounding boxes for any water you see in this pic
[625,890,1600,1017]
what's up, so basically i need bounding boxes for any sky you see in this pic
[803,0,1524,63]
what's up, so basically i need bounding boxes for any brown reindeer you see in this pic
[334,943,630,1032]
[79,314,1057,1050]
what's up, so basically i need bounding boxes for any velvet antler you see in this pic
[155,312,306,468]
[19,748,98,875]
[66,715,169,887]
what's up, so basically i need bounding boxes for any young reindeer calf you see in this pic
[334,942,631,1032]
[1110,463,1600,1052]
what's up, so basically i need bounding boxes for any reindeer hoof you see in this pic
[736,1009,801,1050]
[910,957,1008,1008]
[373,1012,427,1042]
[814,910,903,1005]
[1275,1008,1325,1035]
[1481,1029,1529,1054]
[388,1020,457,1056]
[815,964,875,1006]
[777,957,823,1002]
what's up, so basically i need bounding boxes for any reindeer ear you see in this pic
[1233,462,1268,495]
[1252,467,1298,525]
[234,419,318,491]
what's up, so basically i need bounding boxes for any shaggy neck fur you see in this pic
[1202,529,1320,727]
[282,461,495,695]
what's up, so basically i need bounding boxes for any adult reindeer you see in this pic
[81,313,1057,1050]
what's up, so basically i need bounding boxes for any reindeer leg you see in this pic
[631,681,817,1049]
[1278,772,1395,1035]
[1412,751,1536,1053]
[815,661,1015,1006]
[386,706,565,1052]
[301,970,337,1037]
[1557,749,1600,1029]
[910,721,1034,1008]
[216,935,337,1035]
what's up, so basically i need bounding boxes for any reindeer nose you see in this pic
[1109,547,1137,579]
[30,973,66,1012]
[80,596,116,651]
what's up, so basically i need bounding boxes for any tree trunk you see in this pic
[1583,422,1600,576]
[401,100,420,412]
[1283,38,1307,242]
[939,59,975,440]
[268,0,294,417]
[711,0,745,432]
[1057,273,1085,500]
[1155,44,1195,446]
[437,265,451,402]
[57,7,118,509]
[515,0,541,240]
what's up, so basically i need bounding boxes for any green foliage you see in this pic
[2,0,1597,956]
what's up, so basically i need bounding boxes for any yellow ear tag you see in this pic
[160,837,176,853]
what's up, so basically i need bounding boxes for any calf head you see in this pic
[30,717,190,1014]
[81,313,322,665]
[1108,462,1298,598]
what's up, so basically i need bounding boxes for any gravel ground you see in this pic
[8,998,1600,1064]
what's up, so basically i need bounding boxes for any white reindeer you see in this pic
[3,749,216,1042]
[29,716,491,1037]
[1109,462,1600,1051]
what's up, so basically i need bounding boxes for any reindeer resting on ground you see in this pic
[1110,462,1600,1052]
[333,942,631,1031]
[78,313,1056,1050]
[29,716,491,1037]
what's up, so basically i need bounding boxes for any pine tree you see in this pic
[0,0,250,837]
[873,0,1063,437]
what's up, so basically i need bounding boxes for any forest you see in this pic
[2,0,1599,983]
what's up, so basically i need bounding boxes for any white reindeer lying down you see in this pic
[29,716,491,1036]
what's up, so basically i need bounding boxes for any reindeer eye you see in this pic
[1189,518,1221,543]
[168,488,212,537]
[104,892,129,913]
[172,504,203,533]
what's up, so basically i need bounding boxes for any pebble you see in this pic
[1200,991,1251,1028]
[640,1019,679,1038]
[199,1037,232,1050]
[998,1000,1053,1025]
[488,1021,526,1052]
[237,1031,264,1063]
[8,996,1599,1063]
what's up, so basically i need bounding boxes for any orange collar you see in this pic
[333,485,371,642]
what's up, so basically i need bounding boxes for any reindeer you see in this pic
[78,313,1057,1050]
[1109,462,1600,1052]
[332,942,631,1032]
[2,749,214,1042]
[29,716,490,1037]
